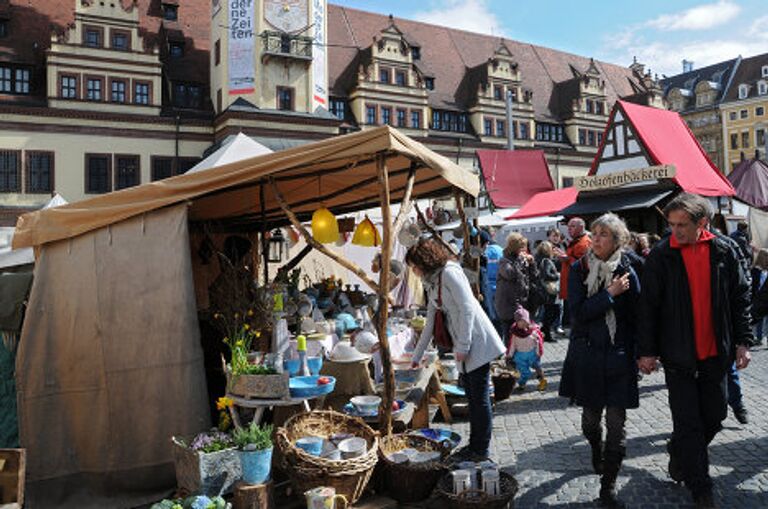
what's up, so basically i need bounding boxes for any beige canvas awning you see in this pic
[13,126,479,248]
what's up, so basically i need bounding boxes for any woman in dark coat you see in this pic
[535,240,560,343]
[559,213,640,508]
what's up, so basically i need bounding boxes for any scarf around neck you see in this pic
[584,248,622,342]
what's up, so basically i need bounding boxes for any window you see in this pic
[214,39,221,66]
[757,129,766,148]
[85,154,111,194]
[731,133,738,149]
[738,84,749,99]
[596,101,604,115]
[740,109,748,119]
[588,130,596,146]
[585,99,594,114]
[176,158,200,174]
[757,106,765,116]
[169,41,184,58]
[280,34,291,53]
[759,81,768,96]
[84,27,102,48]
[111,79,127,103]
[60,74,78,99]
[763,65,768,78]
[597,132,603,145]
[578,129,586,145]
[496,120,505,137]
[381,107,391,125]
[0,66,9,92]
[0,150,20,192]
[366,105,376,125]
[151,157,174,181]
[519,122,529,140]
[395,71,406,87]
[484,118,493,136]
[411,47,420,60]
[493,86,503,100]
[562,177,574,188]
[134,81,150,105]
[115,155,140,189]
[425,77,434,90]
[379,68,390,84]
[729,111,737,121]
[86,77,102,101]
[329,98,346,120]
[26,151,53,193]
[742,131,750,148]
[111,30,129,51]
[173,82,202,109]
[276,87,293,111]
[162,3,178,21]
[0,66,30,95]
[411,110,420,129]
[0,20,7,38]
[431,110,468,132]
[396,109,406,127]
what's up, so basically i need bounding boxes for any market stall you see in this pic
[11,126,480,508]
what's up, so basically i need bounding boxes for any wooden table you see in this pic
[226,393,325,429]
[405,363,452,428]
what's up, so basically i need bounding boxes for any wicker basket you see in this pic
[227,370,289,400]
[436,470,518,509]
[276,410,379,504]
[377,434,449,503]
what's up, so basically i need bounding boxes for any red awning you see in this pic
[477,149,554,208]
[506,187,578,219]
[614,101,734,197]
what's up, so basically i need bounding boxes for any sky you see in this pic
[329,0,767,78]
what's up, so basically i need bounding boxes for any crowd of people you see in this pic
[405,193,765,509]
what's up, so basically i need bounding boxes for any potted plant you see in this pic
[150,495,231,509]
[218,311,289,399]
[233,422,274,485]
[171,425,241,496]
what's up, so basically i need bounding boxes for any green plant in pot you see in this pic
[233,422,274,485]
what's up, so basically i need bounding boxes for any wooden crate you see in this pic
[0,449,25,506]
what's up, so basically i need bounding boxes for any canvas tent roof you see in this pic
[727,157,768,209]
[0,194,67,269]
[187,132,272,173]
[507,187,578,219]
[13,126,479,249]
[477,149,554,208]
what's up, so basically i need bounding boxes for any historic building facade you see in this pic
[0,0,664,224]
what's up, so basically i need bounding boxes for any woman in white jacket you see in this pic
[407,236,506,461]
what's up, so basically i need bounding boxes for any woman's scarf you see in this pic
[584,248,622,342]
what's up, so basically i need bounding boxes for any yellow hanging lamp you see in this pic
[311,206,339,244]
[352,215,382,247]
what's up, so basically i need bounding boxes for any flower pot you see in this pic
[171,437,242,496]
[239,447,273,485]
[227,370,290,400]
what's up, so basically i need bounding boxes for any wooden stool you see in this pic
[234,480,274,509]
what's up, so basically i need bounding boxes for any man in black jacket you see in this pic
[637,193,752,509]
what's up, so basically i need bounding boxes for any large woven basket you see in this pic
[377,434,449,503]
[436,470,518,509]
[276,410,379,504]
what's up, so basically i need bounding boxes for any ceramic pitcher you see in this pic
[305,486,348,509]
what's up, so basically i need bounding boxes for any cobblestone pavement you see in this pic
[441,339,768,508]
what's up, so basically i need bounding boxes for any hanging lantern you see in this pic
[268,229,285,262]
[352,216,382,247]
[311,206,339,244]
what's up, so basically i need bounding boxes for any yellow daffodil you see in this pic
[234,312,240,319]
[216,396,234,410]
[247,309,254,317]
[243,324,251,331]
[236,339,244,348]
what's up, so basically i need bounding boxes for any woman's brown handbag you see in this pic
[433,271,454,350]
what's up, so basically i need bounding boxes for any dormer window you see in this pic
[763,65,768,78]
[169,41,184,58]
[111,30,129,51]
[0,20,8,38]
[759,81,768,96]
[84,27,103,48]
[379,68,390,84]
[493,85,503,100]
[425,77,434,90]
[738,84,749,99]
[411,47,420,60]
[395,70,406,86]
[162,4,178,21]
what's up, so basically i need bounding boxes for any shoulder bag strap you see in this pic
[437,270,444,308]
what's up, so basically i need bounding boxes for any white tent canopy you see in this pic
[187,132,272,173]
[0,194,67,269]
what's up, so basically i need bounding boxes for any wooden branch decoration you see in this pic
[273,244,312,284]
[376,154,395,436]
[392,164,417,237]
[268,177,381,293]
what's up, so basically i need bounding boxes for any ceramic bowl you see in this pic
[350,395,381,415]
[295,436,324,456]
[338,437,368,459]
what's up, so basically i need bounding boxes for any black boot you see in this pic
[667,439,684,483]
[598,449,625,508]
[588,438,604,475]
[693,490,717,508]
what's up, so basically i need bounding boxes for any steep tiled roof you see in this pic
[722,53,768,103]
[328,5,645,121]
[659,58,738,108]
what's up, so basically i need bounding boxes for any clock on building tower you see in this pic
[264,0,309,33]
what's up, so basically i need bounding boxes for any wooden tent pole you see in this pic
[268,177,382,294]
[376,154,395,435]
[392,164,417,236]
[260,183,269,286]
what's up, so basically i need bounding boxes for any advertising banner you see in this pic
[228,0,255,95]
[312,0,328,110]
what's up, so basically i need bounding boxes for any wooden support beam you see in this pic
[376,154,395,436]
[273,244,312,284]
[392,164,417,237]
[268,177,381,294]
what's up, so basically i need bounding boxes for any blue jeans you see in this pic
[513,350,541,385]
[462,362,492,457]
[727,362,743,410]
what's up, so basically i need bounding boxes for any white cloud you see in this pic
[412,0,506,36]
[646,0,741,31]
[747,15,768,38]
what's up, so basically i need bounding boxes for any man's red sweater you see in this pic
[670,229,718,360]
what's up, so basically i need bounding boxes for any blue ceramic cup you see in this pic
[307,356,323,375]
[283,358,300,377]
[295,436,324,456]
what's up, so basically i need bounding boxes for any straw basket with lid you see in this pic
[276,410,379,504]
[377,433,450,503]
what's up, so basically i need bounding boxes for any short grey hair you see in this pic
[590,213,630,247]
[568,217,586,228]
[663,193,713,223]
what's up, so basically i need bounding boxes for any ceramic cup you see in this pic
[481,468,501,496]
[295,436,324,456]
[305,486,348,509]
[451,469,472,495]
